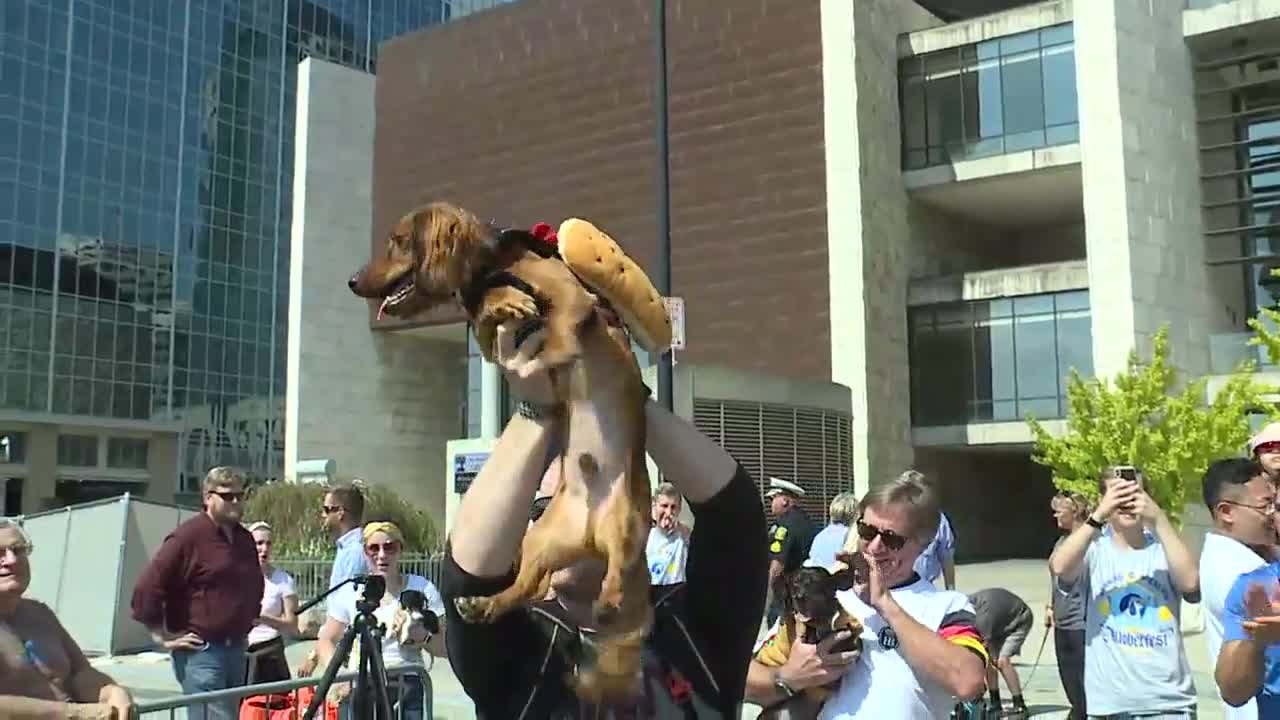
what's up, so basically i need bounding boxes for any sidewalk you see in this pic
[96,559,1226,719]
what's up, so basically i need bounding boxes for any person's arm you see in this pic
[0,696,113,719]
[258,594,299,637]
[130,532,192,646]
[879,599,987,700]
[1217,574,1266,706]
[316,617,347,668]
[449,413,557,577]
[645,399,769,699]
[1148,503,1199,596]
[47,602,134,715]
[744,629,861,706]
[1050,482,1131,583]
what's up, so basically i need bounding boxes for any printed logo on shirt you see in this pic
[878,626,899,650]
[1095,573,1177,652]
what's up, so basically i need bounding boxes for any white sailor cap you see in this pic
[765,477,806,498]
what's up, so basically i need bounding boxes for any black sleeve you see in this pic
[440,546,550,716]
[681,465,769,703]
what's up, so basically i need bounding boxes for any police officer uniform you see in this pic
[764,477,818,625]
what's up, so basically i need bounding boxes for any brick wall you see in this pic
[371,0,831,381]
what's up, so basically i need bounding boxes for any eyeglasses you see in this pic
[321,505,342,515]
[1223,499,1280,515]
[0,543,33,559]
[365,541,401,555]
[207,490,243,502]
[856,520,908,551]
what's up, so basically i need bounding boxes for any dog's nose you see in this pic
[347,273,359,291]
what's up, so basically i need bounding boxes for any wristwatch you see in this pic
[516,400,557,421]
[1085,514,1105,530]
[772,670,796,699]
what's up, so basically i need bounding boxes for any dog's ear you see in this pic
[830,567,855,592]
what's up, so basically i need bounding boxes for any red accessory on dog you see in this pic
[530,222,558,246]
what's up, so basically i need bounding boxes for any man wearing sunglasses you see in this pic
[745,472,988,717]
[131,467,263,720]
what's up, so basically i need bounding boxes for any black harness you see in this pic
[455,226,562,350]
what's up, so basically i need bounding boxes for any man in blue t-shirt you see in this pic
[1217,563,1280,714]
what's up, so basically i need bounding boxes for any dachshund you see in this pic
[348,201,662,703]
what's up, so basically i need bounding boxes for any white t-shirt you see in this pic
[327,574,444,666]
[756,577,979,719]
[1201,532,1267,720]
[248,568,297,645]
[646,526,689,585]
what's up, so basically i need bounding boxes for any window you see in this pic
[107,437,148,469]
[909,290,1093,426]
[0,432,27,464]
[899,24,1078,169]
[57,434,98,467]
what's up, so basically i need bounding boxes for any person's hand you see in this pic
[777,630,861,691]
[1093,479,1140,522]
[1044,607,1055,629]
[160,632,204,651]
[100,685,134,720]
[839,551,889,610]
[1241,581,1280,645]
[296,650,319,678]
[493,321,556,407]
[1130,491,1164,527]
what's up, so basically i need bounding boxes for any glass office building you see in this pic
[1,0,512,508]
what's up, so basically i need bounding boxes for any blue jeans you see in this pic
[172,641,248,720]
[337,675,424,720]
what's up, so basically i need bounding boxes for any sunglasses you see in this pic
[856,520,909,551]
[321,505,342,514]
[1257,442,1280,455]
[208,490,243,502]
[365,541,401,555]
[0,543,33,559]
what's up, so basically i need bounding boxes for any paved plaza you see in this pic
[96,559,1228,719]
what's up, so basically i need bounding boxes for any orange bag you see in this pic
[239,689,338,720]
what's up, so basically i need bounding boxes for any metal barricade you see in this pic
[133,663,433,720]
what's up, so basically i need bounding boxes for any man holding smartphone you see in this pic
[1048,466,1200,718]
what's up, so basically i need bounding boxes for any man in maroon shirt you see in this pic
[131,467,263,719]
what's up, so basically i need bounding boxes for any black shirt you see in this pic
[442,465,768,719]
[767,506,818,573]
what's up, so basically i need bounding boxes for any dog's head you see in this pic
[777,565,855,626]
[348,202,512,318]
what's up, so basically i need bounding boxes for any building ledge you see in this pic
[0,411,182,434]
[909,260,1088,307]
[1185,0,1280,39]
[898,0,1072,58]
[905,143,1080,190]
[912,419,1066,447]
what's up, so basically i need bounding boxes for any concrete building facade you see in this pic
[288,0,1280,558]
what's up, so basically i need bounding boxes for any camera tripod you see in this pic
[302,575,394,720]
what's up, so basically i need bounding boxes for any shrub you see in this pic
[243,479,440,559]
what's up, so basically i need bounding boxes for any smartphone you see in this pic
[1113,465,1142,487]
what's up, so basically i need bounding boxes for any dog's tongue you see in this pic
[377,297,390,321]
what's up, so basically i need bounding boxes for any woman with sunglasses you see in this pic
[317,521,445,720]
[0,518,135,718]
[1047,493,1090,720]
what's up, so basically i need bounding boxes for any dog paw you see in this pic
[479,287,539,325]
[454,596,493,624]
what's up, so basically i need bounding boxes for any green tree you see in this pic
[242,479,440,559]
[1248,267,1280,365]
[1027,325,1274,524]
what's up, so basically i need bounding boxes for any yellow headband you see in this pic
[363,521,404,545]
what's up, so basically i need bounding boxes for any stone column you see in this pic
[1075,0,1210,379]
[822,0,935,494]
